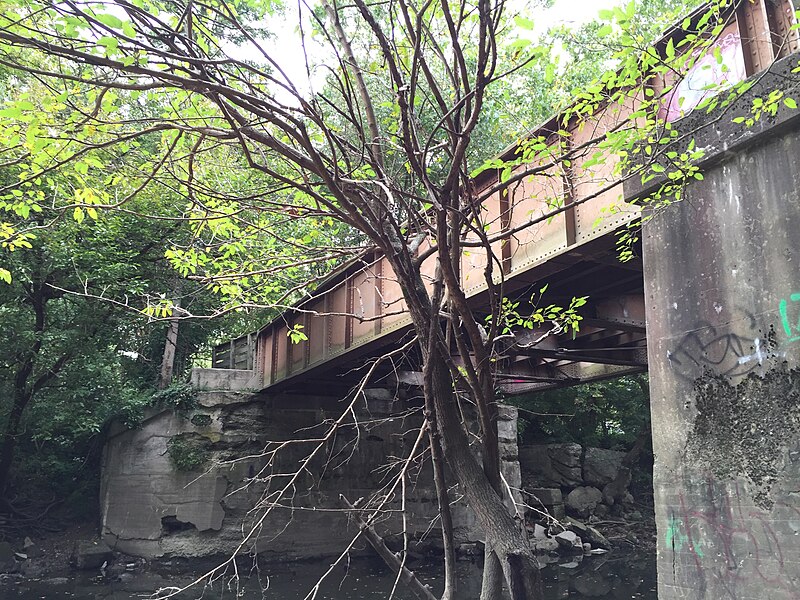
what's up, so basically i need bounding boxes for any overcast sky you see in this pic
[252,0,625,97]
[538,0,623,30]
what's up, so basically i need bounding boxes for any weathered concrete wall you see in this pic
[100,380,521,561]
[189,367,261,391]
[642,104,800,596]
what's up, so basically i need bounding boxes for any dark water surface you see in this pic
[0,552,657,599]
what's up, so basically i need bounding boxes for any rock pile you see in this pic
[526,515,611,559]
[519,443,636,522]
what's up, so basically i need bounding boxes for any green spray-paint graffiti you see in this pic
[779,293,800,343]
[665,515,705,558]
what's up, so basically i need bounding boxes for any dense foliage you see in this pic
[511,375,650,449]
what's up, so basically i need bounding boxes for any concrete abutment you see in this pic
[100,379,520,560]
[641,88,800,598]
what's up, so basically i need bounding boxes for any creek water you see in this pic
[0,552,656,599]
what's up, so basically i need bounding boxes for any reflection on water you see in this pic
[0,552,657,599]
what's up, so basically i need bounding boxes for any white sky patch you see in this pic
[221,6,326,97]
[222,0,626,100]
[100,0,624,88]
[534,0,624,32]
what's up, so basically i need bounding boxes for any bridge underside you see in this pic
[270,233,647,400]
[202,10,800,596]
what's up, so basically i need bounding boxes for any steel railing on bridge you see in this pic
[211,333,256,371]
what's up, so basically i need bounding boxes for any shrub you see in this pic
[151,383,197,414]
[166,434,210,471]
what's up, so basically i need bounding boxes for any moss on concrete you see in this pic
[686,367,800,509]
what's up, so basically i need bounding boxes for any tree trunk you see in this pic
[0,389,32,497]
[158,299,180,389]
[480,545,504,600]
[478,360,506,598]
[424,386,457,600]
[423,347,542,600]
[378,229,542,598]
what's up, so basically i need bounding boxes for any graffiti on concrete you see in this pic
[666,308,776,382]
[778,292,800,343]
[665,292,800,382]
[665,480,800,597]
[665,514,704,558]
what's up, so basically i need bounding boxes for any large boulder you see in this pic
[602,466,633,506]
[519,443,583,488]
[565,486,603,518]
[518,445,553,487]
[531,523,548,539]
[583,447,625,487]
[525,487,565,521]
[554,530,583,553]
[526,487,562,507]
[532,537,560,554]
[548,443,583,486]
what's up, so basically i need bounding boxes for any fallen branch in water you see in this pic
[340,494,437,600]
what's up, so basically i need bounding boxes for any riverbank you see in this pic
[0,549,658,599]
[0,509,658,599]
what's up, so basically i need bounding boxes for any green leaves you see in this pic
[143,298,176,318]
[665,38,675,59]
[98,36,120,56]
[0,99,36,121]
[93,13,124,29]
[288,323,308,344]
[488,289,588,339]
[514,16,534,30]
[597,24,613,37]
[92,11,137,37]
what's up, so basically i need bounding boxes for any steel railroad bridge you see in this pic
[212,0,799,399]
